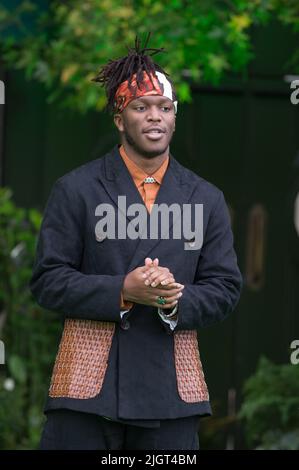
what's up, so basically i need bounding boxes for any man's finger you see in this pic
[142,258,153,277]
[146,269,170,284]
[144,266,161,281]
[161,282,184,290]
[150,274,174,287]
[154,291,183,306]
[152,287,184,298]
[158,277,175,287]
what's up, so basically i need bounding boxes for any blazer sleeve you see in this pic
[174,190,243,331]
[29,177,126,322]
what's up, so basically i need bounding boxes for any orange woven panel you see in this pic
[174,330,209,403]
[49,319,115,399]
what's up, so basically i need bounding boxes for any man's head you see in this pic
[92,34,177,159]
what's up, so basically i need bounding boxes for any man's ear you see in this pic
[114,113,124,132]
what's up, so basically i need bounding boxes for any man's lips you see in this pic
[143,127,165,134]
[143,127,166,140]
[143,132,165,141]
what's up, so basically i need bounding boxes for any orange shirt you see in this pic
[119,144,169,309]
[119,144,169,213]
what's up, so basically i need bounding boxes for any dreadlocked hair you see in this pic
[92,32,173,113]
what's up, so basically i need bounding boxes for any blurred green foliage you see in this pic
[239,356,299,450]
[0,0,298,112]
[0,187,61,449]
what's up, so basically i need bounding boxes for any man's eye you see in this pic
[134,105,171,112]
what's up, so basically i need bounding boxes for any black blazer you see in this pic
[30,145,242,422]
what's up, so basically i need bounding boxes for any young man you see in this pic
[30,35,242,450]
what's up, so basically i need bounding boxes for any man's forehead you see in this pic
[131,95,173,105]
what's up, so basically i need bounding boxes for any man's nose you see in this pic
[147,106,161,121]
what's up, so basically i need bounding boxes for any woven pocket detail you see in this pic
[174,330,209,403]
[49,319,115,399]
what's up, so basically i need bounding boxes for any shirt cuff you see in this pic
[120,309,130,319]
[158,304,178,331]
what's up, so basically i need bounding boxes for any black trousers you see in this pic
[40,409,200,450]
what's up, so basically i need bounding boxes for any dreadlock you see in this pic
[92,32,172,113]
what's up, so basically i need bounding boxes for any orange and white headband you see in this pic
[114,70,178,114]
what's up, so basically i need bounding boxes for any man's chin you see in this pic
[136,143,169,159]
[123,132,170,159]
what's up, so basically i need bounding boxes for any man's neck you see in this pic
[121,142,169,175]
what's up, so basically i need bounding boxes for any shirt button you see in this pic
[120,320,130,330]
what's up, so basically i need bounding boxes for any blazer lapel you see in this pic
[99,145,145,223]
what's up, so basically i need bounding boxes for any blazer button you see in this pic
[120,320,130,330]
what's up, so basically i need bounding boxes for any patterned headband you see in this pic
[114,70,177,114]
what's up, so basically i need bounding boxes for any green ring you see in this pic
[157,296,166,305]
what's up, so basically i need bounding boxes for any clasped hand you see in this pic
[122,257,184,309]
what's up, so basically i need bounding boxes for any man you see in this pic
[30,35,242,450]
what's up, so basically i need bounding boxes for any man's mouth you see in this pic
[144,133,164,140]
[143,127,165,140]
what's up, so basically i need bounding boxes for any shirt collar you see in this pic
[119,144,169,188]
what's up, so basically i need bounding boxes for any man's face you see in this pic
[114,95,176,159]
